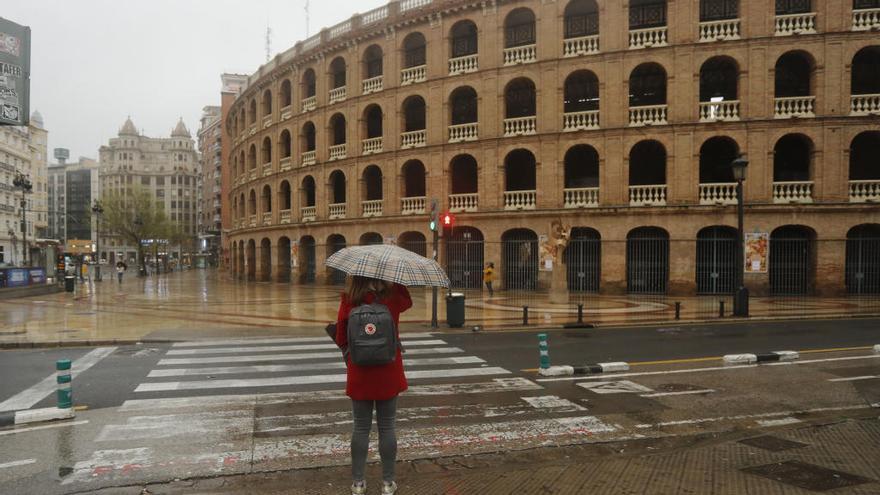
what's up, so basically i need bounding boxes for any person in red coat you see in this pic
[336,276,412,495]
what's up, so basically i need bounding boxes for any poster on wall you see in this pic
[290,241,298,268]
[744,232,769,273]
[0,18,30,126]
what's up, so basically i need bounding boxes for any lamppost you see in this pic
[731,156,749,317]
[12,173,33,267]
[133,216,145,276]
[91,200,104,281]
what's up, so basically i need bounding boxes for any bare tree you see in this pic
[101,187,175,276]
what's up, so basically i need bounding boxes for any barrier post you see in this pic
[538,333,550,370]
[56,359,72,410]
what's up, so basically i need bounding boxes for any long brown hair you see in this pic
[345,276,391,305]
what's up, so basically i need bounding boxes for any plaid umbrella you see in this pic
[325,244,450,288]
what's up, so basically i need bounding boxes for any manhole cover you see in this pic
[738,435,808,452]
[742,460,873,491]
[655,383,707,393]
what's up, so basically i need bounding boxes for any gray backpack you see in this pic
[346,302,398,366]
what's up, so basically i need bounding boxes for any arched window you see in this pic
[696,226,738,294]
[564,145,600,188]
[846,224,880,294]
[239,192,245,218]
[363,45,383,79]
[399,232,427,257]
[699,137,739,183]
[504,78,536,118]
[302,121,316,151]
[329,170,346,203]
[564,70,599,112]
[700,57,739,101]
[279,180,291,210]
[564,0,599,38]
[360,232,384,246]
[299,236,316,283]
[450,154,478,196]
[248,144,257,170]
[329,57,346,89]
[566,227,601,292]
[277,236,291,283]
[774,134,812,182]
[261,136,272,165]
[329,113,346,145]
[504,8,536,48]
[629,140,666,186]
[262,89,272,116]
[302,68,316,98]
[248,189,256,215]
[770,225,815,295]
[301,176,316,207]
[776,0,811,15]
[402,160,426,198]
[630,0,667,29]
[700,0,739,21]
[627,227,670,294]
[629,63,667,106]
[504,149,537,191]
[248,99,257,124]
[280,80,292,108]
[450,20,478,58]
[402,32,426,69]
[851,46,880,96]
[850,131,880,182]
[362,165,383,201]
[279,129,291,158]
[775,51,813,97]
[364,105,383,139]
[403,96,426,132]
[450,87,478,124]
[261,185,272,213]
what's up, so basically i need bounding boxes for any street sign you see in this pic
[0,18,31,126]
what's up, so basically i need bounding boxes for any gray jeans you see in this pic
[351,397,398,482]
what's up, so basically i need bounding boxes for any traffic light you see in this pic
[442,212,454,229]
[429,198,439,231]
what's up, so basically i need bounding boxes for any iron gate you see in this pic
[445,240,484,290]
[770,229,812,295]
[565,235,600,292]
[503,232,538,290]
[696,227,736,294]
[627,228,669,294]
[327,238,347,285]
[846,229,880,294]
[300,240,316,284]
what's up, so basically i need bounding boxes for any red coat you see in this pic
[336,284,412,401]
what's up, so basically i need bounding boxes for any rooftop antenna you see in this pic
[304,0,311,36]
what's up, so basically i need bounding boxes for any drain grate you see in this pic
[742,460,874,491]
[738,435,808,452]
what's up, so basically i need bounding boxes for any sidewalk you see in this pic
[1,269,878,347]
[88,415,880,494]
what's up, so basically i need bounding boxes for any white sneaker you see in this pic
[382,481,398,494]
[351,480,366,495]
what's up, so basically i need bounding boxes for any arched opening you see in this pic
[237,240,245,279]
[329,170,346,203]
[629,63,667,106]
[362,165,383,201]
[239,192,245,218]
[302,121,316,152]
[565,227,601,292]
[262,89,272,116]
[299,236,316,284]
[403,96,426,132]
[279,180,291,210]
[402,32,426,69]
[249,99,257,124]
[450,20,478,58]
[504,8,536,48]
[330,113,346,145]
[774,134,812,182]
[399,231,427,257]
[280,130,292,158]
[329,56,346,90]
[402,160,426,198]
[277,236,291,283]
[261,136,272,165]
[246,239,256,281]
[502,229,538,290]
[775,51,813,97]
[248,189,256,216]
[280,80,292,108]
[626,227,669,294]
[302,68,316,98]
[364,105,383,138]
[630,0,668,29]
[776,0,812,15]
[446,227,485,289]
[360,232,384,246]
[564,0,599,39]
[770,225,815,295]
[850,131,880,183]
[248,145,256,170]
[696,226,737,294]
[699,0,739,21]
[450,154,478,195]
[564,70,599,112]
[846,224,880,294]
[260,238,271,282]
[700,56,739,102]
[505,149,537,192]
[326,234,347,285]
[505,78,536,118]
[699,137,739,183]
[851,46,880,96]
[363,44,383,79]
[564,145,600,188]
[450,86,478,125]
[629,140,666,185]
[261,185,272,214]
[301,176,316,207]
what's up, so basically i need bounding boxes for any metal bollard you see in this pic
[538,333,550,369]
[577,304,584,324]
[56,359,72,409]
[719,300,725,318]
[522,306,529,325]
[674,302,681,320]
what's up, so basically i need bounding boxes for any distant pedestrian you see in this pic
[116,262,126,283]
[483,262,495,296]
[335,276,412,495]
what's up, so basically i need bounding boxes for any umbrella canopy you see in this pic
[325,244,450,288]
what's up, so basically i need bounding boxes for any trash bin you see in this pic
[64,276,75,293]
[446,292,465,328]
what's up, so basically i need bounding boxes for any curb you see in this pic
[0,407,75,427]
[723,351,799,365]
[539,362,630,377]
[0,338,177,350]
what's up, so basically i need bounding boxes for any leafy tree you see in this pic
[101,187,175,276]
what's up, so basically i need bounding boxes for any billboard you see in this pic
[0,18,30,126]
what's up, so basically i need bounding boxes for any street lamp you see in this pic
[133,216,145,276]
[12,173,33,267]
[91,200,104,281]
[731,155,749,317]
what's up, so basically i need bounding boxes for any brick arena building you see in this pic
[225,0,880,296]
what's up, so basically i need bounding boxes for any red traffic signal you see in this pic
[442,213,454,228]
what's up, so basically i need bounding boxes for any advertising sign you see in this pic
[744,232,769,273]
[0,18,30,126]
[29,268,45,284]
[6,268,29,287]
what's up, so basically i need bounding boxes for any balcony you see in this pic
[262,115,272,129]
[301,96,316,113]
[328,202,347,220]
[563,187,599,208]
[301,206,316,222]
[773,181,814,203]
[262,163,272,177]
[629,105,668,126]
[562,35,599,57]
[280,209,292,224]
[280,106,293,121]
[849,180,880,202]
[329,86,347,104]
[328,143,347,161]
[699,100,740,122]
[503,190,537,211]
[401,65,426,86]
[774,96,815,118]
[248,215,257,227]
[448,123,478,143]
[248,169,257,180]
[249,124,257,136]
[280,157,292,171]
[503,116,537,137]
[449,193,478,213]
[301,150,316,167]
[775,13,816,36]
[629,27,667,49]
[362,200,383,217]
[448,54,478,75]
[503,44,536,66]
[851,94,880,116]
[362,137,384,155]
[853,8,880,31]
[400,196,426,215]
[699,183,737,205]
[699,19,740,42]
[362,75,383,95]
[401,130,426,149]
[629,185,667,206]
[562,110,600,131]
[262,212,272,225]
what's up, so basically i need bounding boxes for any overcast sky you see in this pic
[4,0,385,161]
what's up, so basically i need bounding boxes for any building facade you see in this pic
[47,152,100,247]
[98,117,200,265]
[225,0,880,296]
[220,74,248,269]
[197,106,222,265]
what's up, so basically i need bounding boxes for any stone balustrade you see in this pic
[328,143,347,161]
[279,209,292,224]
[301,206,316,222]
[699,183,738,205]
[699,100,740,122]
[503,190,536,210]
[328,202,347,219]
[362,137,384,155]
[400,0,431,12]
[401,129,426,148]
[328,86,347,104]
[401,196,426,215]
[249,215,257,227]
[301,96,316,113]
[362,75,383,95]
[773,181,814,203]
[629,185,667,206]
[280,157,292,171]
[262,212,272,225]
[775,13,816,36]
[563,187,599,208]
[503,44,536,66]
[448,54,478,75]
[301,150,316,167]
[852,8,880,31]
[448,123,478,143]
[262,115,272,129]
[401,65,426,85]
[774,96,815,118]
[563,35,599,57]
[851,94,880,116]
[503,116,537,137]
[280,106,292,121]
[699,19,740,42]
[249,124,257,136]
[262,163,272,177]
[449,193,478,212]
[849,180,880,203]
[248,169,257,180]
[629,105,668,126]
[629,27,667,49]
[563,110,599,131]
[362,199,383,217]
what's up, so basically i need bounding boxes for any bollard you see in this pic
[56,359,72,409]
[577,304,584,324]
[719,300,725,318]
[674,302,681,320]
[522,305,529,325]
[538,333,550,369]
